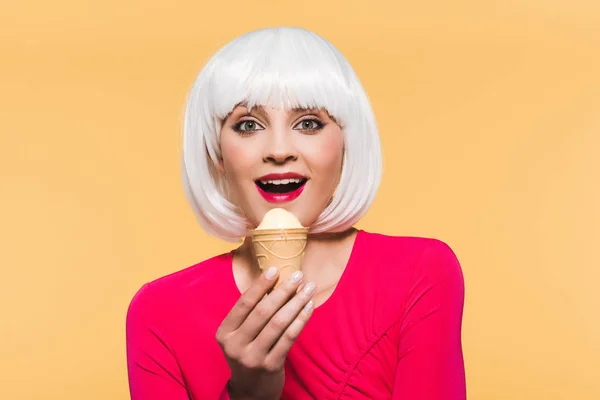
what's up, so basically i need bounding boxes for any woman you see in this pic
[126,27,466,399]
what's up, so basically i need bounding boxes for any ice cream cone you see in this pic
[250,227,308,289]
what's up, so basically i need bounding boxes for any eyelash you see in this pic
[232,118,325,136]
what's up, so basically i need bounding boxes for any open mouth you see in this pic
[255,178,308,194]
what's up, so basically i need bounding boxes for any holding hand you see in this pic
[216,266,316,400]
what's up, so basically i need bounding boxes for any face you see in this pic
[218,105,344,229]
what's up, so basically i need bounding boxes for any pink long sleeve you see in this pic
[124,231,466,399]
[392,240,467,399]
[126,283,231,400]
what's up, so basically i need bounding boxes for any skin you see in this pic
[218,104,343,230]
[217,105,358,301]
[215,105,359,399]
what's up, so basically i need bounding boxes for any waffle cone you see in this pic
[250,228,308,288]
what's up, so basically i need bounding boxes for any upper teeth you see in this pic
[261,178,302,185]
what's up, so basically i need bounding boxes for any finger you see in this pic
[218,266,279,335]
[296,281,307,294]
[236,270,305,342]
[265,297,315,367]
[253,281,316,353]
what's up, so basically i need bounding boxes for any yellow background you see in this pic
[1,1,599,398]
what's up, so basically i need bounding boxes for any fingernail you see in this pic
[303,282,316,295]
[303,301,314,313]
[265,267,278,280]
[290,271,303,283]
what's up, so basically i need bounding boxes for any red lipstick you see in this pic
[257,172,306,181]
[255,172,308,203]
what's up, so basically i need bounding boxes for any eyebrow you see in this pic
[226,103,334,122]
[291,106,316,113]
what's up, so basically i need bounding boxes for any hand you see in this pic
[216,267,316,400]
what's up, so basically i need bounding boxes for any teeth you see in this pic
[260,178,303,185]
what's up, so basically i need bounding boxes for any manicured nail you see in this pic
[290,271,304,283]
[303,301,314,313]
[303,282,316,295]
[265,267,278,280]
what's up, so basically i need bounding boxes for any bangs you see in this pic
[206,27,352,125]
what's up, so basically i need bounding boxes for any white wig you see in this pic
[181,27,382,242]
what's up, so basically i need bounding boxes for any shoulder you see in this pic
[360,230,460,266]
[358,230,464,291]
[126,252,233,320]
[348,231,464,330]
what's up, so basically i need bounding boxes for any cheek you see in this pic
[221,136,257,180]
[305,133,344,181]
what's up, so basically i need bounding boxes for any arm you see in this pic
[126,283,231,399]
[392,240,467,399]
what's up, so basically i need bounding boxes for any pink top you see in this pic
[126,230,466,399]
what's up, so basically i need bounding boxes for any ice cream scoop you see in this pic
[255,208,304,230]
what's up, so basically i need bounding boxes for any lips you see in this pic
[255,172,308,203]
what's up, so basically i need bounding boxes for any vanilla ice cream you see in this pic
[256,208,304,230]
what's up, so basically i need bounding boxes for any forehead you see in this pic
[232,102,324,112]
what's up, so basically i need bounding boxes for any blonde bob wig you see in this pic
[181,27,382,242]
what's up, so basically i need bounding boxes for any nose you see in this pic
[263,127,298,164]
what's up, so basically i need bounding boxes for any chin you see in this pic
[290,208,321,229]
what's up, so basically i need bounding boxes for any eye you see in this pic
[294,118,324,132]
[232,119,264,135]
